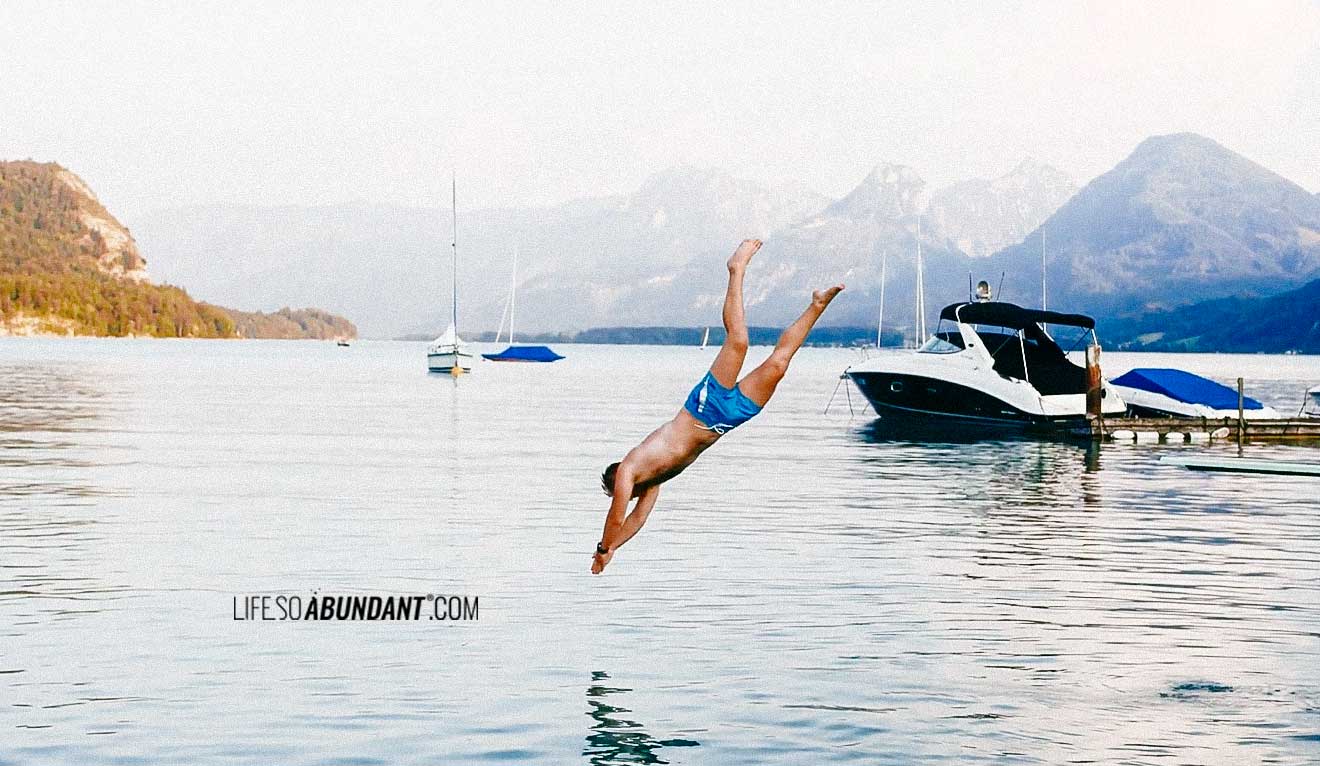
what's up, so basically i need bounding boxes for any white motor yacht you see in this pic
[845,301,1127,431]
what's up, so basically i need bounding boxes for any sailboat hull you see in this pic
[427,349,474,373]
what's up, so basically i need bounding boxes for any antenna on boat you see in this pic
[877,249,887,348]
[996,271,1005,303]
[968,272,974,303]
[915,214,927,341]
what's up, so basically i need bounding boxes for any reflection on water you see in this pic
[1,341,1318,764]
[0,359,129,620]
[583,672,699,765]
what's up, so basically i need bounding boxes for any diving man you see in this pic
[592,239,844,573]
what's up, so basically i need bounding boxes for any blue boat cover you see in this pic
[1111,368,1264,410]
[481,345,565,362]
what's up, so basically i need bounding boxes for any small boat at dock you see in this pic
[1161,455,1320,477]
[1110,368,1280,419]
[1301,386,1320,418]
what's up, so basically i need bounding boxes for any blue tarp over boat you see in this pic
[481,345,564,362]
[1111,368,1264,411]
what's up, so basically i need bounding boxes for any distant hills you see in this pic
[1107,276,1320,353]
[0,161,355,339]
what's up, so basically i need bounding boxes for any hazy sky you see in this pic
[3,1,1318,223]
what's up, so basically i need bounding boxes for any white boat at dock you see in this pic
[845,301,1127,432]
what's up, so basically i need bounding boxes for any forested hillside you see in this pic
[0,161,354,338]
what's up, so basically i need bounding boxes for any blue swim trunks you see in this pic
[683,371,763,434]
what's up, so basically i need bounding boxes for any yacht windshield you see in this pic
[919,335,962,354]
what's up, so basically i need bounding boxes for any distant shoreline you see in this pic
[393,326,908,348]
[5,325,1312,354]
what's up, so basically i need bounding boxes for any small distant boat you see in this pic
[700,327,710,350]
[336,338,350,347]
[1110,368,1280,419]
[481,243,563,363]
[1300,385,1320,418]
[428,176,473,375]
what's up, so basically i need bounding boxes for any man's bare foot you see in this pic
[813,284,845,307]
[591,547,614,574]
[728,238,762,272]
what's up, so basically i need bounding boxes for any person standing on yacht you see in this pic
[591,239,844,574]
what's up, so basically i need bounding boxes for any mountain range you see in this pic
[134,160,1075,338]
[117,132,1320,346]
[992,132,1320,317]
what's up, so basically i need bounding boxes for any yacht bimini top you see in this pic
[939,302,1095,330]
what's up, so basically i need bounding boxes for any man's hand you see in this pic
[591,544,614,574]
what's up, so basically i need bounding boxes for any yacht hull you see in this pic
[848,371,1089,430]
[846,367,1125,434]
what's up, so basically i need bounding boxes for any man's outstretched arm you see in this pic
[605,484,660,552]
[597,466,636,549]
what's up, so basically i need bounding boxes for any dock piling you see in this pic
[1237,378,1245,447]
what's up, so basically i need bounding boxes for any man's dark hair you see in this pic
[601,462,620,496]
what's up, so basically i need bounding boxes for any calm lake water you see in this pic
[2,338,1319,764]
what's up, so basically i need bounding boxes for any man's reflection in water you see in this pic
[584,671,699,765]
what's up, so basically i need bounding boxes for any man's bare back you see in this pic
[592,239,843,574]
[619,410,720,488]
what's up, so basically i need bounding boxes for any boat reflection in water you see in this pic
[851,419,1104,506]
[583,671,699,765]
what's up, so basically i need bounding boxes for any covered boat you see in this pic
[482,243,564,363]
[1110,368,1279,419]
[481,345,564,363]
[844,301,1126,431]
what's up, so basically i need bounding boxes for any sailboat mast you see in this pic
[877,249,887,348]
[451,175,458,335]
[915,214,927,341]
[1041,225,1049,334]
[510,243,518,345]
[1042,225,1048,310]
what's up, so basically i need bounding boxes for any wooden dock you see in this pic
[1091,416,1320,443]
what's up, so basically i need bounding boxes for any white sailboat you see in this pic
[700,327,710,350]
[427,176,474,374]
[876,248,887,348]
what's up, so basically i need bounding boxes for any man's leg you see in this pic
[738,285,844,406]
[709,239,760,387]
